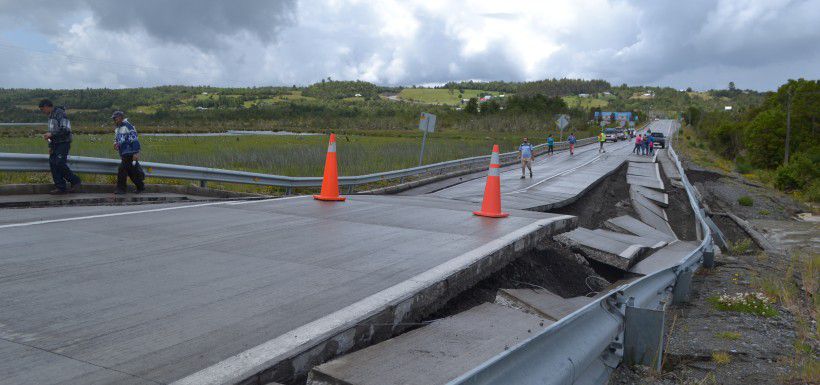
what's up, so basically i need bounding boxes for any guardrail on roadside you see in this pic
[447,121,714,385]
[0,137,596,194]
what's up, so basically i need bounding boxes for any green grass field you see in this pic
[397,89,505,105]
[561,95,609,109]
[0,133,542,182]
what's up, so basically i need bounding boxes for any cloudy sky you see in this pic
[1,0,818,90]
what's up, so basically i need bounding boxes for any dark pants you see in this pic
[117,154,145,192]
[547,145,554,155]
[49,142,80,191]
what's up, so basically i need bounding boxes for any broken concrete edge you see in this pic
[170,215,578,385]
[522,159,628,212]
[0,183,265,199]
[554,234,640,271]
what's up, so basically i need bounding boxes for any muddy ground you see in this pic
[609,161,818,385]
[683,161,808,221]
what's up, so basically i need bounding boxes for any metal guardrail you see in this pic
[0,137,596,193]
[447,121,714,385]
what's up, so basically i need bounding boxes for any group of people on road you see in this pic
[632,130,655,156]
[38,99,145,195]
[517,132,578,179]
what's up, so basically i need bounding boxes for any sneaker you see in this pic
[529,172,533,178]
[520,175,525,179]
[114,190,127,195]
[49,188,67,195]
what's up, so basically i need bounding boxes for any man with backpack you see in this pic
[39,99,81,194]
[519,137,534,179]
[112,111,145,194]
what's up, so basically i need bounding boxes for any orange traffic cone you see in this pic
[313,133,346,201]
[473,144,509,218]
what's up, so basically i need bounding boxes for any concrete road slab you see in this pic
[604,215,676,243]
[633,185,669,207]
[496,288,593,321]
[626,175,664,190]
[657,149,682,181]
[591,229,668,249]
[0,195,573,385]
[630,241,701,275]
[307,303,552,385]
[555,227,647,270]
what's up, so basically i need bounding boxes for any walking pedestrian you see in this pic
[547,134,554,156]
[643,132,651,155]
[598,131,606,153]
[633,134,642,154]
[38,99,81,194]
[519,137,534,179]
[648,134,655,155]
[568,133,576,156]
[112,111,145,194]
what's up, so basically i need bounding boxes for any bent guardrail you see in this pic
[0,137,596,193]
[447,121,713,385]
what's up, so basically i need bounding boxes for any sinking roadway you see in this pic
[0,121,674,385]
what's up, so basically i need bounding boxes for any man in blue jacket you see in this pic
[39,99,81,194]
[112,111,145,194]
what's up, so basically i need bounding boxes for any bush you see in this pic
[735,161,754,174]
[774,152,818,191]
[729,239,752,255]
[738,196,753,206]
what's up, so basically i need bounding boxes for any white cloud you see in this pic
[0,0,817,90]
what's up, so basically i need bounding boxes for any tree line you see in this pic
[683,79,818,201]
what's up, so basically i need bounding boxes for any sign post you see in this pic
[418,112,436,166]
[555,114,569,141]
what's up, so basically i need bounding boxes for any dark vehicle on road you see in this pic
[651,132,666,148]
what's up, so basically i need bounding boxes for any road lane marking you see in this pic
[0,201,236,229]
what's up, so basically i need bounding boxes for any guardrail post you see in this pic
[672,268,694,304]
[199,180,207,188]
[285,187,292,196]
[623,300,666,370]
[702,244,715,269]
[347,184,354,194]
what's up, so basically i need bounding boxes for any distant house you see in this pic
[724,106,733,111]
[196,106,208,111]
[499,94,506,98]
[201,92,208,95]
[480,96,492,102]
[602,92,612,96]
[642,93,653,97]
[354,93,362,97]
[578,93,590,98]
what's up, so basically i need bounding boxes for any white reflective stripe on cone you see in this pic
[488,167,500,176]
[328,142,336,153]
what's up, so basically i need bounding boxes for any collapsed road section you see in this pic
[305,130,707,385]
